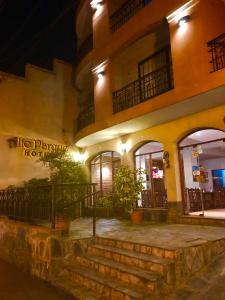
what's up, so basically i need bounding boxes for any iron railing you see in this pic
[77,105,95,131]
[113,48,173,113]
[0,183,97,230]
[112,79,141,113]
[207,32,225,72]
[140,65,173,101]
[140,190,168,208]
[110,0,152,32]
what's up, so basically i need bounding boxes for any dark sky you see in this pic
[0,0,78,76]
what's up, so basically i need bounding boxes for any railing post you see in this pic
[51,184,56,229]
[93,185,96,237]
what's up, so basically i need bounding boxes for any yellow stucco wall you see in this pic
[83,103,225,204]
[0,59,77,188]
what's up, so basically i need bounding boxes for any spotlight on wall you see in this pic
[166,0,198,26]
[92,59,108,81]
[120,143,127,153]
[178,15,190,27]
[97,70,105,79]
[90,0,103,10]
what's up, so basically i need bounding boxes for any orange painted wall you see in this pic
[75,0,225,142]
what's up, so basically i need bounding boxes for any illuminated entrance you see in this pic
[179,129,225,218]
[134,142,167,208]
[90,151,121,193]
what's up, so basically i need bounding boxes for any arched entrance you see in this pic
[134,141,167,208]
[90,151,121,193]
[179,128,225,218]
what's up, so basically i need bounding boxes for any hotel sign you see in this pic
[7,137,67,157]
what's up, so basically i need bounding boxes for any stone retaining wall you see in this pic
[0,217,62,280]
[0,216,94,282]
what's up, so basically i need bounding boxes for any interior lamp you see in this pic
[178,15,191,27]
[90,0,103,10]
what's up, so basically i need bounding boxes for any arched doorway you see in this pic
[179,128,225,218]
[90,151,121,193]
[134,141,167,208]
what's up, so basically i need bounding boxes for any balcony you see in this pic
[76,34,93,64]
[112,47,173,114]
[77,105,95,131]
[207,32,225,73]
[110,0,152,32]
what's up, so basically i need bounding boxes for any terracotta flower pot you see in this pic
[130,210,143,224]
[55,215,70,234]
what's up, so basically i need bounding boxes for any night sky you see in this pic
[0,0,78,76]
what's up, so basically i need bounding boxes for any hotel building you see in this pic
[74,0,225,222]
[0,0,225,223]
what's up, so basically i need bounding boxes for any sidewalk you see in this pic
[0,259,75,300]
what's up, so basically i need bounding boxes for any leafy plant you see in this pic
[113,165,146,213]
[39,149,88,184]
[98,192,120,209]
[38,149,89,218]
[24,177,49,187]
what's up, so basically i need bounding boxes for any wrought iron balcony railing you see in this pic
[207,32,225,72]
[113,47,174,114]
[110,0,152,32]
[77,105,95,131]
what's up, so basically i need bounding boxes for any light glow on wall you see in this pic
[166,0,199,24]
[90,0,103,10]
[92,59,108,86]
[90,0,103,17]
[120,143,127,153]
[70,151,86,162]
[166,0,198,35]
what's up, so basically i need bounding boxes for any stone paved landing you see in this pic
[69,218,225,248]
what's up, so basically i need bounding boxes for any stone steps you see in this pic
[94,237,178,259]
[55,237,177,299]
[74,254,162,292]
[88,244,175,284]
[53,276,109,300]
[60,264,151,300]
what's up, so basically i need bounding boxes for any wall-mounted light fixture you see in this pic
[178,15,191,27]
[97,70,105,79]
[120,143,127,153]
[90,0,103,10]
[163,151,170,169]
[70,150,86,163]
[92,59,108,81]
[166,0,198,25]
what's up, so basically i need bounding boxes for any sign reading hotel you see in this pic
[7,137,67,158]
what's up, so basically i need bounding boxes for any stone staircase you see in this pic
[53,237,178,300]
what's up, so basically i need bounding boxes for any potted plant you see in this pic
[113,165,146,224]
[98,192,123,218]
